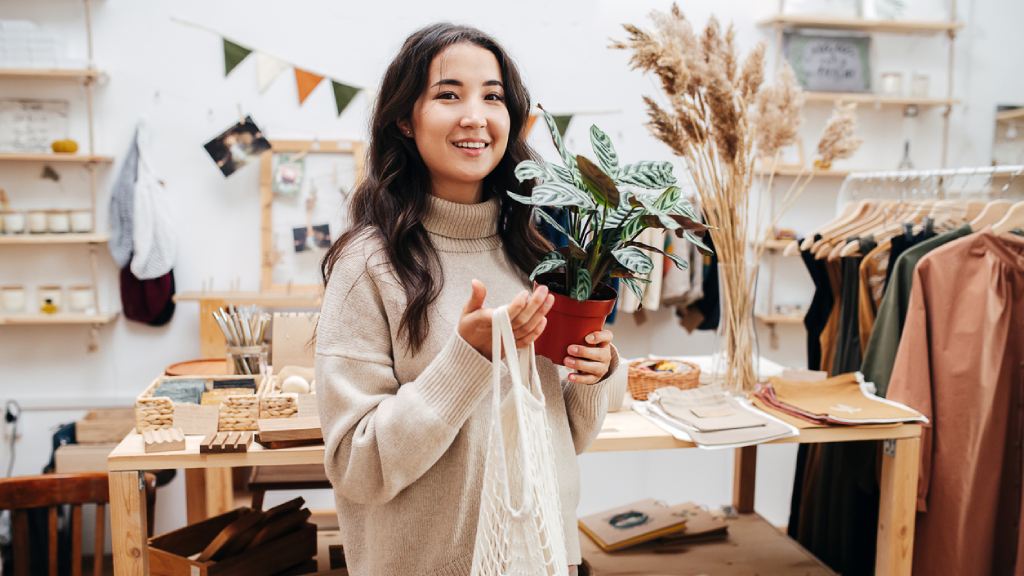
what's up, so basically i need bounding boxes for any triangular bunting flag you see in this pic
[223,39,252,76]
[331,80,361,116]
[553,114,574,138]
[255,52,289,94]
[524,113,539,138]
[294,68,324,105]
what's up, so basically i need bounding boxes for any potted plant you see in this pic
[508,106,709,364]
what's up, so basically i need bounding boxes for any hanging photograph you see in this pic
[272,153,305,196]
[203,115,271,177]
[783,32,871,93]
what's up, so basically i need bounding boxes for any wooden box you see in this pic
[76,407,135,443]
[148,508,316,576]
[260,366,318,420]
[136,375,265,435]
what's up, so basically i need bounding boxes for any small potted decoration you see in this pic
[509,107,709,364]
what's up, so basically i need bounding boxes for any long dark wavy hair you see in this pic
[321,23,550,353]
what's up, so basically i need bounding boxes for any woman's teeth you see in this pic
[454,142,487,149]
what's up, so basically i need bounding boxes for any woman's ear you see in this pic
[396,119,414,138]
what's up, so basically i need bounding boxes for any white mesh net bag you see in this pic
[471,306,569,576]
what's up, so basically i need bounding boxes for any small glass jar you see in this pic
[27,210,48,234]
[68,284,95,314]
[910,73,930,98]
[226,345,269,377]
[37,285,63,314]
[1,211,25,234]
[46,209,70,233]
[69,210,93,233]
[880,72,903,96]
[1,285,26,313]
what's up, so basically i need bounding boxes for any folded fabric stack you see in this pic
[633,384,798,448]
[754,372,927,426]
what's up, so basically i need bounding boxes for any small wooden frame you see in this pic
[200,432,254,454]
[256,416,322,445]
[259,139,365,294]
[143,428,185,453]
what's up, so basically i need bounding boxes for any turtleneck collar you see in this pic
[421,194,501,243]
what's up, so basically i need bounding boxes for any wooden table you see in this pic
[108,410,921,575]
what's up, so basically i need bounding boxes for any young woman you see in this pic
[316,23,617,575]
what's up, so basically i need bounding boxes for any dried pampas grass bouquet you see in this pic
[612,3,861,391]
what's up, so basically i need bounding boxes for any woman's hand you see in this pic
[458,280,554,360]
[564,330,614,385]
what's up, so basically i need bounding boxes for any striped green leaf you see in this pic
[577,155,620,209]
[620,277,646,302]
[612,245,654,275]
[534,207,569,238]
[653,186,682,213]
[514,160,550,183]
[571,267,592,301]
[620,213,645,242]
[530,253,566,281]
[617,161,677,188]
[551,165,576,186]
[539,106,580,183]
[590,124,619,177]
[509,182,595,210]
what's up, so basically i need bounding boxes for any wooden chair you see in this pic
[0,472,157,576]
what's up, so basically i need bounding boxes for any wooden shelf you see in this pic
[755,313,805,326]
[0,233,108,245]
[581,513,836,575]
[0,152,113,164]
[996,108,1024,123]
[758,15,963,35]
[0,312,118,326]
[0,68,101,81]
[804,91,958,108]
[174,291,323,308]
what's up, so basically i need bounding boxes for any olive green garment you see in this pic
[860,224,972,396]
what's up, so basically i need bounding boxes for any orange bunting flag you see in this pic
[294,68,324,105]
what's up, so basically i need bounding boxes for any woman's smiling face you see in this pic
[405,42,510,199]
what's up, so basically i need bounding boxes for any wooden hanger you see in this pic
[799,200,868,251]
[811,200,883,255]
[992,201,1024,234]
[837,201,922,257]
[816,201,899,259]
[970,199,1013,229]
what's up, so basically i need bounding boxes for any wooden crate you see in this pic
[260,366,317,420]
[148,508,317,576]
[76,407,135,443]
[136,375,265,435]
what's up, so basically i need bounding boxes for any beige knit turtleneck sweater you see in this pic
[316,194,614,576]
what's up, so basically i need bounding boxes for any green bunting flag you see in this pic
[223,39,253,76]
[331,80,361,116]
[553,114,574,138]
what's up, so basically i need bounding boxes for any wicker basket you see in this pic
[627,358,701,400]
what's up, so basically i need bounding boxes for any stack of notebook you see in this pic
[753,372,927,426]
[632,384,798,448]
[579,499,728,553]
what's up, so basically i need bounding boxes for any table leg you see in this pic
[109,470,149,576]
[185,468,235,523]
[876,436,921,576]
[732,446,757,513]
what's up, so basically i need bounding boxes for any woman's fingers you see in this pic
[514,317,546,348]
[510,285,549,329]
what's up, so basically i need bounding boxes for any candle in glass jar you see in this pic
[1,211,25,234]
[37,285,62,314]
[27,211,48,233]
[1,285,26,313]
[46,210,70,233]
[880,72,903,96]
[68,285,95,314]
[70,210,93,233]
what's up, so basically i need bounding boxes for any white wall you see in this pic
[1,0,1022,537]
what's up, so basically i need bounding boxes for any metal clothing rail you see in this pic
[843,164,1024,182]
[836,165,1024,208]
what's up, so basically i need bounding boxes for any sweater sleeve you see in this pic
[562,345,618,454]
[315,240,494,505]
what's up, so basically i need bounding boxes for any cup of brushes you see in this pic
[214,305,271,377]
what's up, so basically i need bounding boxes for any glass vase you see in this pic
[714,262,760,393]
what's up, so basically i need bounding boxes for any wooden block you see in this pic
[257,416,322,443]
[76,408,135,443]
[143,428,186,453]
[200,431,254,453]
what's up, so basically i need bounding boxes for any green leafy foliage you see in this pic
[510,109,710,301]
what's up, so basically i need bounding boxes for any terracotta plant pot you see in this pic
[534,273,617,366]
